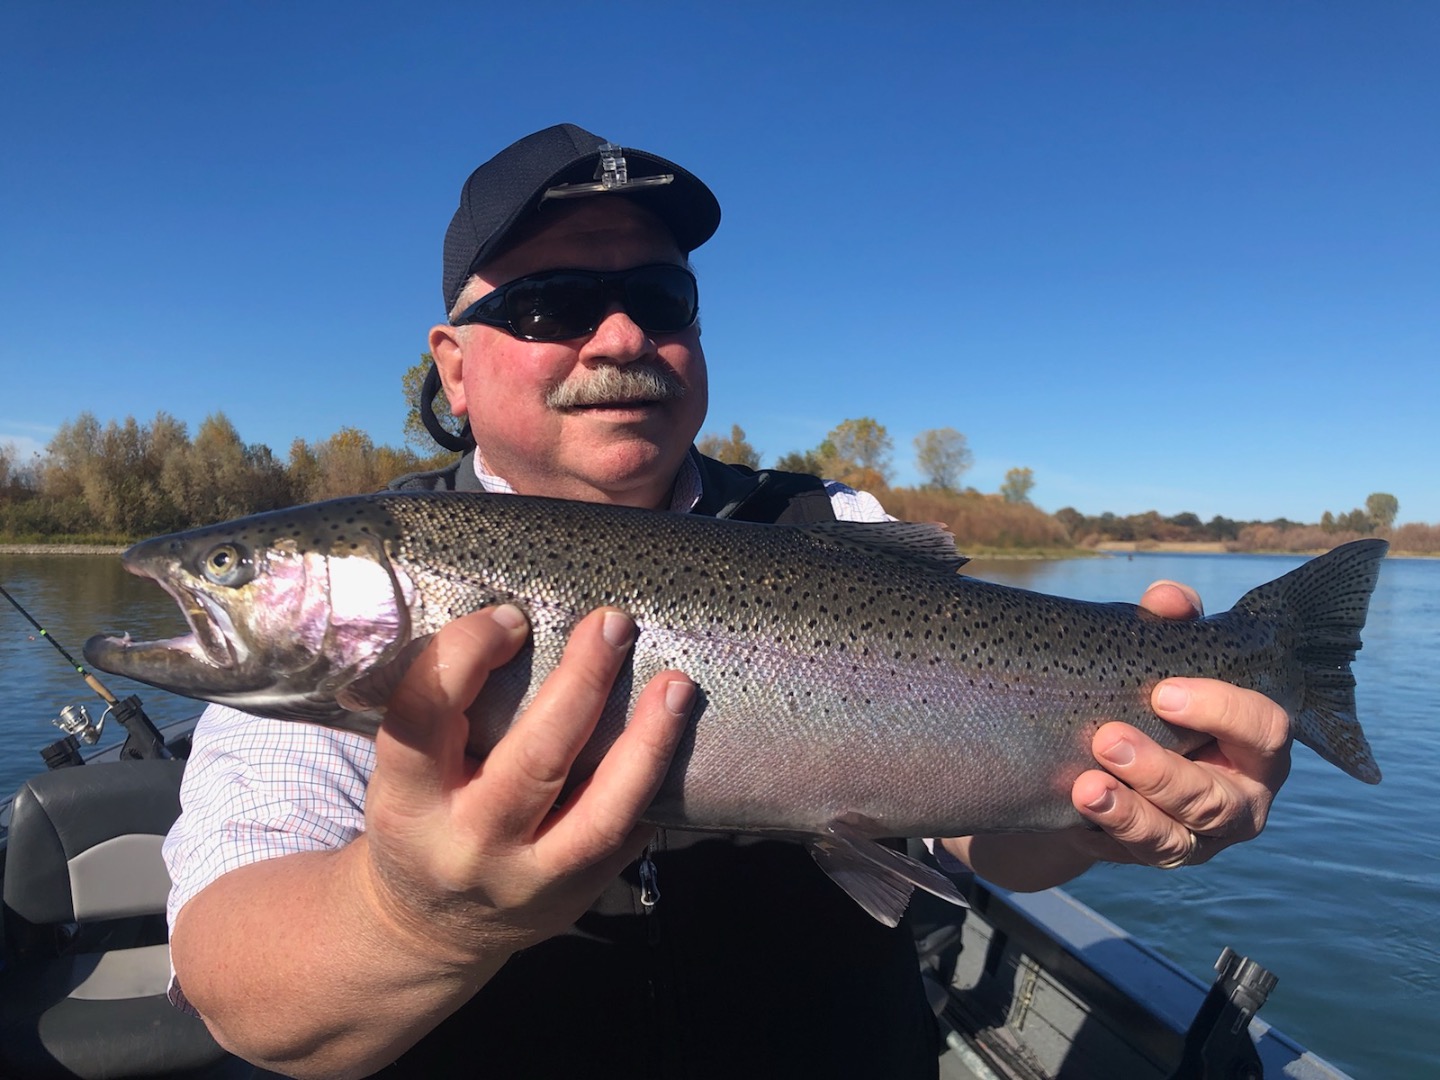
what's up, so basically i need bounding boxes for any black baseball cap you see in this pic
[441,123,721,311]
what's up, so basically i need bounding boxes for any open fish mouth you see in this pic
[142,574,244,668]
[82,565,251,690]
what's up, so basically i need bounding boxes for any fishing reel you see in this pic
[41,694,170,769]
[53,702,109,745]
[39,702,112,769]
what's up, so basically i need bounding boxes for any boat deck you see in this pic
[916,878,1352,1080]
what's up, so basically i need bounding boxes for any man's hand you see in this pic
[943,579,1293,891]
[362,604,695,964]
[172,606,695,1077]
[1070,579,1292,869]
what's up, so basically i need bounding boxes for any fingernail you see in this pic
[665,680,696,716]
[1101,738,1135,767]
[1154,682,1189,714]
[602,610,635,648]
[1085,785,1116,814]
[492,603,527,631]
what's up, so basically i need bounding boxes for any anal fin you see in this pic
[807,818,969,927]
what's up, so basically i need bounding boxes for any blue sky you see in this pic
[3,2,1436,524]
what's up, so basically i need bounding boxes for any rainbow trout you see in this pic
[84,492,1385,924]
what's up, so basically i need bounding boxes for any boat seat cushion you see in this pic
[5,758,186,925]
[1,759,239,1079]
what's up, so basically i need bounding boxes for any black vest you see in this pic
[376,454,938,1079]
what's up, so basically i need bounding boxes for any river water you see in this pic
[0,548,1434,1077]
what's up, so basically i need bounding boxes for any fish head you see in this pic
[84,498,416,727]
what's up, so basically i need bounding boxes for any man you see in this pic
[164,125,1292,1078]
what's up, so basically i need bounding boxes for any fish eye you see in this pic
[201,542,255,587]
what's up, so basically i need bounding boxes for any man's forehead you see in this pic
[477,197,684,281]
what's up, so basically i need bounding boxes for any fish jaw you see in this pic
[83,524,417,724]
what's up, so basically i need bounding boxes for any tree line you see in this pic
[699,420,1039,506]
[0,411,447,542]
[696,418,1436,554]
[2,398,1434,555]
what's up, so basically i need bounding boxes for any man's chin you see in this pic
[565,436,693,507]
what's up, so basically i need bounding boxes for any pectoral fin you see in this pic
[807,818,970,927]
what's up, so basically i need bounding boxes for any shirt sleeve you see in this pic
[164,704,377,925]
[162,705,377,1009]
[823,480,895,523]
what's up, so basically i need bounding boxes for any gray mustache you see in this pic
[546,365,686,409]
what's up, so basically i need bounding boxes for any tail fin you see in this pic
[1234,539,1387,784]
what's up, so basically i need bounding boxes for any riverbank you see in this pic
[0,544,127,555]
[1095,539,1437,558]
[5,539,1431,559]
[1094,540,1230,554]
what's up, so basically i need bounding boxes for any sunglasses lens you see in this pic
[505,274,603,341]
[475,265,699,341]
[624,266,698,334]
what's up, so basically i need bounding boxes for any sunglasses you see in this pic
[450,263,699,342]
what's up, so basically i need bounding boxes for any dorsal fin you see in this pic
[800,521,969,575]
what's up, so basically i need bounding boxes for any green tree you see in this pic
[697,424,761,469]
[0,442,16,496]
[1365,492,1399,531]
[312,427,382,500]
[1338,508,1372,533]
[402,353,464,452]
[1053,506,1084,539]
[82,414,187,534]
[1205,515,1239,541]
[286,438,322,503]
[40,412,103,502]
[774,448,826,477]
[1000,466,1035,505]
[821,418,893,489]
[163,412,296,523]
[913,427,972,492]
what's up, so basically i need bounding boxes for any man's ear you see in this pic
[428,324,469,417]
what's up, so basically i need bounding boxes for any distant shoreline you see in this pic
[0,544,127,555]
[1094,540,1231,554]
[3,539,1432,559]
[1095,539,1437,558]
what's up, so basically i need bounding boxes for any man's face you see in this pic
[430,198,708,508]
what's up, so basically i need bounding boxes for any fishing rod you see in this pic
[0,580,169,767]
[0,581,125,707]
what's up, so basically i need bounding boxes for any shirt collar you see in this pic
[470,448,703,513]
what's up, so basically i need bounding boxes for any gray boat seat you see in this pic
[1,759,243,1079]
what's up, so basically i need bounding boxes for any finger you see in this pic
[378,605,530,790]
[1138,579,1203,620]
[1151,678,1292,786]
[538,673,695,873]
[1086,721,1244,837]
[480,608,639,840]
[1072,766,1206,867]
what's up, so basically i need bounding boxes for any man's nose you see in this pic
[582,304,651,363]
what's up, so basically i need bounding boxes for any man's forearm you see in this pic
[941,834,1099,893]
[170,838,509,1079]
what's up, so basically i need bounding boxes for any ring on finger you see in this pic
[1155,829,1200,870]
